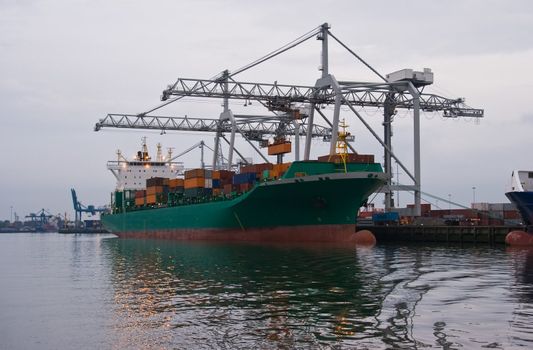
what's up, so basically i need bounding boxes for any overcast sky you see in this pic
[1,0,532,221]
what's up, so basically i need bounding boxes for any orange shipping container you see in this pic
[213,188,222,196]
[212,170,221,180]
[135,197,145,206]
[268,142,291,155]
[169,178,184,188]
[184,177,205,189]
[146,186,164,195]
[146,194,156,204]
[273,163,291,174]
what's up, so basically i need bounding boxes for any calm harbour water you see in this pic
[1,233,533,349]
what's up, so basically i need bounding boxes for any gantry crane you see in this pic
[95,23,483,216]
[25,209,53,232]
[71,188,107,225]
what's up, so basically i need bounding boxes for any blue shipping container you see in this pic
[372,212,400,224]
[232,173,256,185]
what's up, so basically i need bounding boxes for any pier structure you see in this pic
[369,225,521,246]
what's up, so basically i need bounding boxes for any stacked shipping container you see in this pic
[114,189,136,209]
[146,177,169,204]
[213,170,234,196]
[184,169,212,198]
[116,162,293,211]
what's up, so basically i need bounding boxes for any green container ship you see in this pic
[101,151,386,242]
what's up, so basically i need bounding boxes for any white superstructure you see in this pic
[510,170,533,192]
[107,138,184,190]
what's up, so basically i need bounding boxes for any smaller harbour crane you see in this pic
[71,188,107,225]
[25,209,54,232]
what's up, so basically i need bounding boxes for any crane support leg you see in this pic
[384,92,395,211]
[212,132,220,170]
[329,93,342,155]
[408,82,422,216]
[221,135,248,166]
[293,121,300,161]
[304,104,315,160]
[225,110,237,171]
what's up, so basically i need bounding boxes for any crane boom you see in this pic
[95,113,332,141]
[161,78,483,118]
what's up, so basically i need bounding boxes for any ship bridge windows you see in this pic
[529,172,533,178]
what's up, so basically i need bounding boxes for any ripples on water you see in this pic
[1,233,533,349]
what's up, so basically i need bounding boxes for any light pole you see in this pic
[448,194,451,212]
[472,186,476,205]
[10,206,13,223]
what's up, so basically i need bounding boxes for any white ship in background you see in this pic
[506,170,533,228]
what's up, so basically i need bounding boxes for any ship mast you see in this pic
[334,119,351,173]
[141,137,151,161]
[156,143,163,162]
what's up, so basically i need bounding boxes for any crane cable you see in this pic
[139,25,321,117]
[229,25,321,78]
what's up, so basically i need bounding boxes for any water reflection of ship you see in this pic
[358,245,428,348]
[361,245,458,349]
[103,239,386,347]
